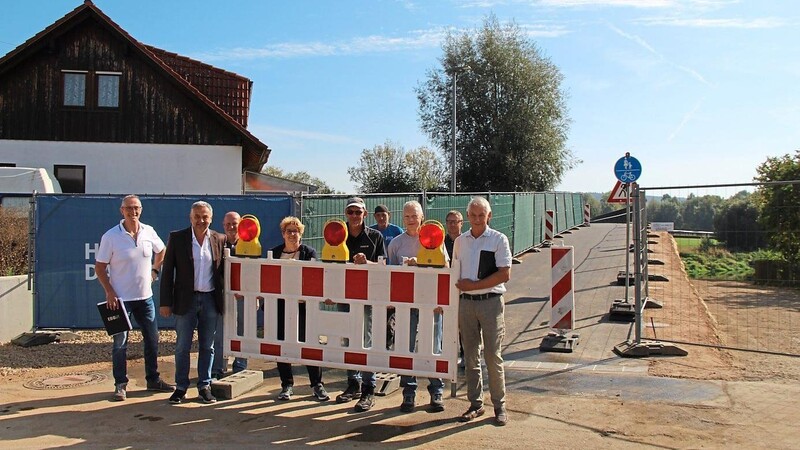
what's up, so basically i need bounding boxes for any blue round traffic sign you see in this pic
[614,154,642,183]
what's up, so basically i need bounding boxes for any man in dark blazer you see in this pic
[160,201,226,404]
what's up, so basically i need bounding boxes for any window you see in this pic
[97,73,121,107]
[0,163,16,167]
[62,70,121,108]
[63,71,87,106]
[54,165,86,193]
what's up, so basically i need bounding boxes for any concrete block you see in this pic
[374,372,400,396]
[210,370,263,400]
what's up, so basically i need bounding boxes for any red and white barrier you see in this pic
[550,246,575,331]
[583,203,591,226]
[540,245,579,352]
[543,209,555,245]
[223,250,461,381]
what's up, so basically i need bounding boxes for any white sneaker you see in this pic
[113,383,127,401]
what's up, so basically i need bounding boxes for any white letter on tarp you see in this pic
[85,243,99,260]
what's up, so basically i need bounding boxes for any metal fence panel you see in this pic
[635,183,799,357]
[513,193,535,254]
[534,193,546,245]
[555,193,568,233]
[564,192,575,229]
[489,193,515,252]
[423,193,475,225]
[34,194,293,328]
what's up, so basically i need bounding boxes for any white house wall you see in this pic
[0,140,242,194]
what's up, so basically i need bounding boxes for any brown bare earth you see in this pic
[1,230,798,448]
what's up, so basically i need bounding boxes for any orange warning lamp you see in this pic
[235,214,262,257]
[321,219,349,262]
[417,220,446,267]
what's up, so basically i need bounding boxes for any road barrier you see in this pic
[223,250,461,381]
[583,203,591,226]
[540,245,579,352]
[543,209,555,246]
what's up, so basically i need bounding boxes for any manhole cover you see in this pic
[23,372,108,390]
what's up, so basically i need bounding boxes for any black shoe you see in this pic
[198,387,217,404]
[277,386,293,401]
[429,393,445,412]
[459,405,485,422]
[168,389,186,404]
[354,393,375,412]
[400,395,415,413]
[336,382,361,403]
[147,378,175,392]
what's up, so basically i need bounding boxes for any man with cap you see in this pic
[334,196,386,412]
[369,204,404,249]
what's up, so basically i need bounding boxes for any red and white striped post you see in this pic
[539,245,580,352]
[583,203,591,227]
[543,209,555,247]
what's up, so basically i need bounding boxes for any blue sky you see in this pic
[3,0,798,194]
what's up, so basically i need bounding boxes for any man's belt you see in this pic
[460,292,501,301]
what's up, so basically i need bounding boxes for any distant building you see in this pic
[0,1,270,195]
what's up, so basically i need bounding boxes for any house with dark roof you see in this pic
[0,1,270,194]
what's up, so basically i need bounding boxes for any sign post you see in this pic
[610,153,642,321]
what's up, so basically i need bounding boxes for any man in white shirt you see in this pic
[453,196,512,426]
[160,201,226,404]
[96,194,173,401]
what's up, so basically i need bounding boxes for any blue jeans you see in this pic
[400,309,444,397]
[112,297,160,386]
[212,299,248,375]
[174,292,218,391]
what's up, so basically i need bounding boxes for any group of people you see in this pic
[96,194,510,425]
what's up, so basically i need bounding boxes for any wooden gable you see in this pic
[0,1,269,171]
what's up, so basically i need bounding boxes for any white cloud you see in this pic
[541,0,675,7]
[193,29,447,62]
[668,98,704,141]
[249,125,361,146]
[637,17,788,28]
[192,21,569,62]
[608,23,712,86]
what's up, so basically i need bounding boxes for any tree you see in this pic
[647,197,682,225]
[416,15,575,192]
[347,141,449,193]
[261,166,337,194]
[405,146,449,191]
[754,150,800,261]
[347,140,415,193]
[681,194,723,231]
[713,191,766,252]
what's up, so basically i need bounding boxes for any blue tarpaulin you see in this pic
[35,194,294,328]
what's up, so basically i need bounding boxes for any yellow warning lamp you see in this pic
[321,219,349,263]
[235,214,262,257]
[417,220,446,268]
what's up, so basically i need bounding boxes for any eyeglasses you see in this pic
[346,210,364,216]
[123,206,142,211]
[283,229,300,234]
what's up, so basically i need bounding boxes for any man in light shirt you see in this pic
[160,201,226,404]
[453,196,512,426]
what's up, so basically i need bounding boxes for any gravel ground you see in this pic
[0,330,184,380]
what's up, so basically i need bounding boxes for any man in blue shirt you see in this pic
[369,204,403,249]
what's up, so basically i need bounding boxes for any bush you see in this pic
[0,207,29,276]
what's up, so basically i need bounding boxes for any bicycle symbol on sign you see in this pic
[620,171,636,182]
